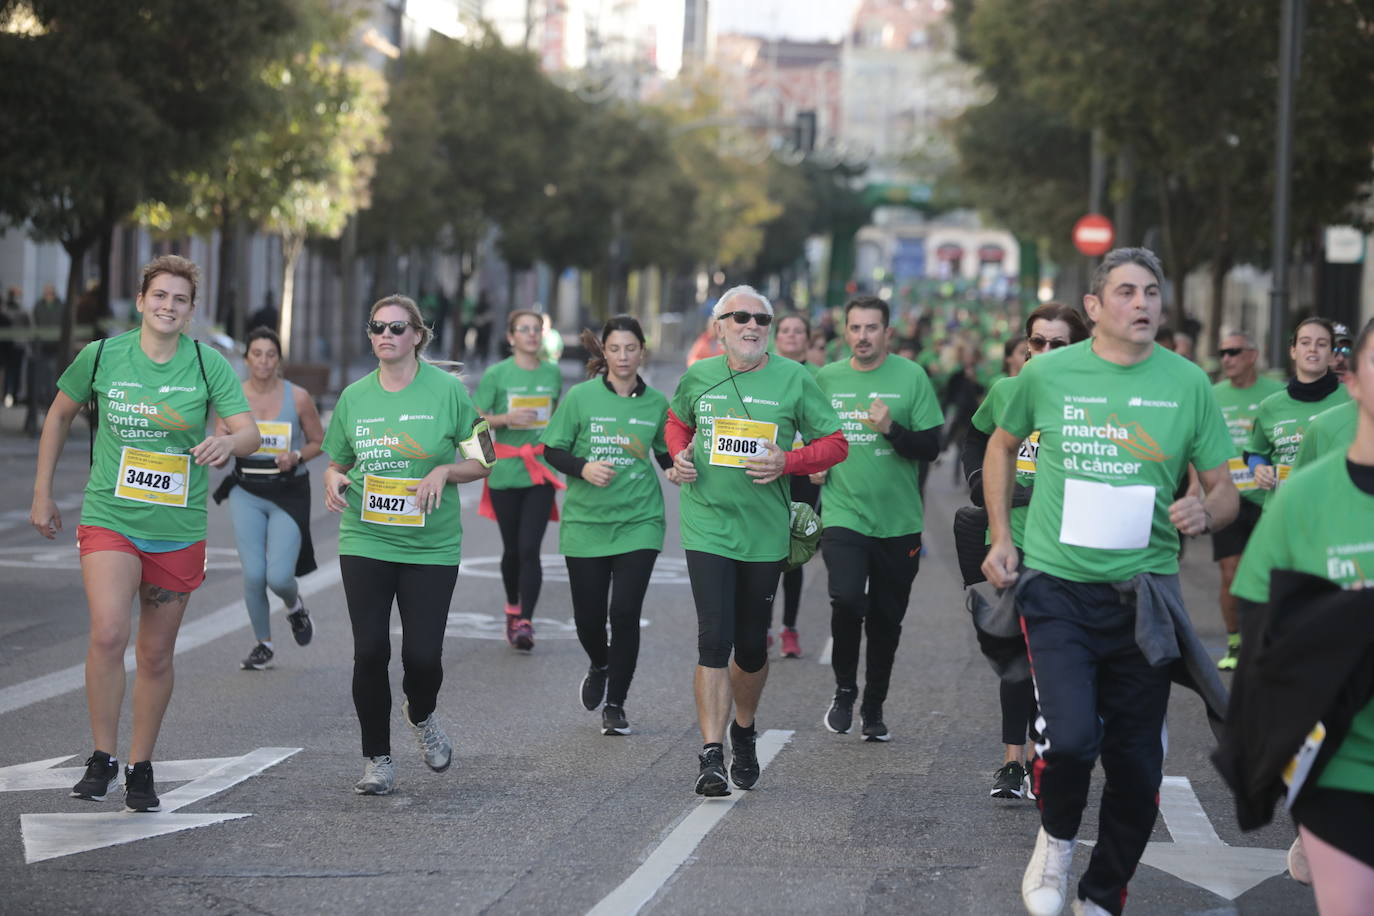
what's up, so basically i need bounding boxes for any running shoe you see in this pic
[1217,633,1240,671]
[403,700,452,772]
[601,704,631,736]
[241,642,274,670]
[695,746,730,797]
[1071,898,1111,916]
[354,755,396,795]
[860,705,890,742]
[1022,826,1075,916]
[1287,835,1311,885]
[123,761,160,812]
[729,727,760,790]
[991,760,1028,799]
[69,751,118,801]
[286,602,314,647]
[503,604,521,647]
[580,665,608,711]
[780,627,802,658]
[824,686,857,734]
[512,619,535,651]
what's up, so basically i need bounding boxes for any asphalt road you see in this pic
[0,371,1317,916]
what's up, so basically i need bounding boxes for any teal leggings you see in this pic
[228,485,301,642]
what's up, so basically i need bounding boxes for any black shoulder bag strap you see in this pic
[88,339,107,466]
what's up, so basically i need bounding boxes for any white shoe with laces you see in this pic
[1022,826,1075,916]
[353,756,395,795]
[404,700,453,772]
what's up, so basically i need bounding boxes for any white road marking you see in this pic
[458,554,691,585]
[401,613,650,641]
[20,747,300,863]
[0,494,82,532]
[0,561,341,718]
[817,636,833,666]
[1081,775,1287,900]
[0,755,237,792]
[586,730,793,916]
[0,544,242,570]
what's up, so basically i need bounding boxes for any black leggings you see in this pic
[686,550,781,672]
[566,550,657,706]
[340,555,458,758]
[489,484,555,618]
[1001,677,1040,747]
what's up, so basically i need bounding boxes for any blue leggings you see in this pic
[228,485,301,642]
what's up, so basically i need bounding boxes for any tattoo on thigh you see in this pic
[142,585,189,607]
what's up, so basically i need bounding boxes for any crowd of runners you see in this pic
[27,250,1373,915]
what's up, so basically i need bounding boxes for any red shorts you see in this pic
[76,525,207,593]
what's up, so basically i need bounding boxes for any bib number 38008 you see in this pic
[708,418,779,468]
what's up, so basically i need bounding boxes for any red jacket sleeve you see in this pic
[784,429,848,476]
[666,408,694,456]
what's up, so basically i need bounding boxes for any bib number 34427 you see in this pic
[361,474,425,527]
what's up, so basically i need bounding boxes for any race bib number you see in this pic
[115,447,190,507]
[360,474,425,527]
[1275,463,1292,486]
[709,418,779,468]
[508,395,552,429]
[1016,432,1040,477]
[255,421,292,456]
[1059,478,1155,550]
[1227,456,1257,491]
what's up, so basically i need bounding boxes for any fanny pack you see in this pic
[234,455,293,483]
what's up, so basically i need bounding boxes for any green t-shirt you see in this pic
[1245,384,1350,494]
[1212,376,1285,505]
[1293,399,1358,470]
[997,341,1233,583]
[816,355,942,537]
[58,331,250,542]
[474,357,564,490]
[322,361,482,565]
[971,374,1037,547]
[540,376,669,557]
[671,354,842,561]
[1229,451,1374,794]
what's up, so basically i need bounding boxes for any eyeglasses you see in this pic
[1334,345,1353,359]
[1218,347,1251,358]
[1027,336,1068,350]
[717,311,773,326]
[368,320,415,336]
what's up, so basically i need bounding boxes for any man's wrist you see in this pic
[1202,507,1213,534]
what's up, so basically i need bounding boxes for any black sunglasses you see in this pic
[1028,336,1068,350]
[717,311,772,326]
[367,320,415,336]
[1218,347,1250,358]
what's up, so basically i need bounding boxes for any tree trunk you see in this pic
[217,206,240,337]
[1206,180,1233,360]
[448,247,469,363]
[59,232,96,368]
[96,224,113,319]
[1155,171,1183,319]
[279,232,305,360]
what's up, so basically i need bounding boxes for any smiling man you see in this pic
[981,247,1239,916]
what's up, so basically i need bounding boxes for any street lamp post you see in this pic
[1269,0,1305,368]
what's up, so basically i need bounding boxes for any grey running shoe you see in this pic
[241,643,274,670]
[70,751,118,800]
[824,686,857,734]
[601,704,631,736]
[580,665,608,711]
[286,603,314,647]
[354,755,396,795]
[404,700,452,772]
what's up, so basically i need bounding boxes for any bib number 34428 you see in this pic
[115,447,190,507]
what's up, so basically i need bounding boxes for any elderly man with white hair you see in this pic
[666,285,848,796]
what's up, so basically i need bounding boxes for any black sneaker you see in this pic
[580,665,608,711]
[70,751,118,800]
[991,760,1028,799]
[695,746,730,797]
[824,687,857,734]
[729,725,760,790]
[860,706,890,742]
[241,643,274,670]
[124,761,160,812]
[601,704,631,736]
[286,603,314,647]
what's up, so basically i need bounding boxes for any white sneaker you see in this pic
[353,755,395,795]
[404,700,453,772]
[1071,898,1111,916]
[1022,826,1075,916]
[1287,834,1311,885]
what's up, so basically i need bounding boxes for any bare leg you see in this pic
[1300,825,1374,916]
[128,583,190,762]
[730,659,768,728]
[81,552,143,755]
[695,665,732,745]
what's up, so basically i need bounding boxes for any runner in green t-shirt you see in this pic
[30,256,259,812]
[814,297,942,744]
[982,248,1240,916]
[1228,317,1374,902]
[1292,398,1357,470]
[963,302,1089,802]
[667,286,846,797]
[1245,317,1351,495]
[541,316,670,737]
[1208,331,1286,671]
[473,309,565,651]
[322,294,490,796]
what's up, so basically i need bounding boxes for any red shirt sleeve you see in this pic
[666,408,694,456]
[784,429,848,476]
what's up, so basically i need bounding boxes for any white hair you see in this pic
[712,285,773,319]
[1220,329,1258,349]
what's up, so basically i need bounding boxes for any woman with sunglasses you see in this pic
[475,309,565,650]
[540,315,670,735]
[770,313,821,658]
[1245,317,1351,498]
[962,301,1089,802]
[322,295,491,795]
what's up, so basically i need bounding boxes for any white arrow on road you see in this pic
[1084,775,1287,900]
[20,747,300,864]
[0,755,238,793]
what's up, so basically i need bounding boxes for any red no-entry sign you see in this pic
[1073,214,1115,257]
